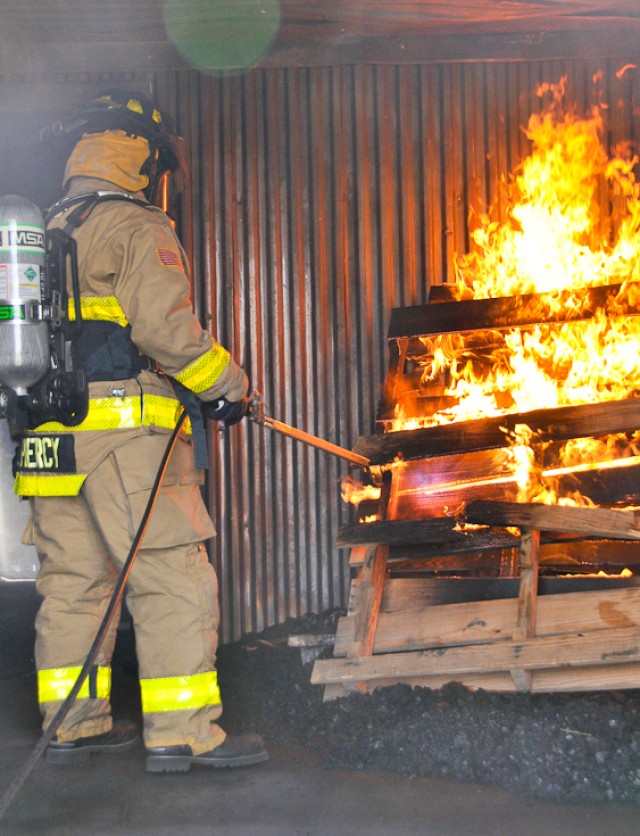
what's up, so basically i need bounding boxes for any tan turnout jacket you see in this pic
[14,175,246,497]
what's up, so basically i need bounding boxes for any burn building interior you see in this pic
[3,3,640,832]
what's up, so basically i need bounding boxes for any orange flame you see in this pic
[341,476,381,508]
[382,78,640,510]
[455,79,640,301]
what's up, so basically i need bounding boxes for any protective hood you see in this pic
[63,130,152,193]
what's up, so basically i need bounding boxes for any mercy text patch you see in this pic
[15,435,76,474]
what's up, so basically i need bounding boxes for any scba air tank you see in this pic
[0,195,49,394]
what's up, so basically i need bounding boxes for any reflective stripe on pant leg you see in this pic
[130,545,224,754]
[32,493,120,741]
[82,449,222,754]
[140,670,221,713]
[38,665,111,704]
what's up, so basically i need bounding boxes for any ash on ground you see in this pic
[216,611,640,804]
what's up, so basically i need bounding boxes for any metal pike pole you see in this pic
[248,393,372,471]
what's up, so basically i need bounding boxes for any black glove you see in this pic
[203,389,251,426]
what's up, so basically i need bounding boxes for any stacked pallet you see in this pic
[312,502,640,696]
[312,285,640,697]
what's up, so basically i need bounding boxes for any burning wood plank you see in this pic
[388,282,640,340]
[349,456,640,528]
[354,398,640,464]
[465,500,640,540]
[388,281,640,340]
[337,517,461,547]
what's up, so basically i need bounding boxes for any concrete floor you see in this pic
[1,581,639,835]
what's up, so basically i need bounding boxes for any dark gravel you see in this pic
[5,581,640,805]
[215,610,640,804]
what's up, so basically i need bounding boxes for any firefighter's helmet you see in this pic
[45,90,180,177]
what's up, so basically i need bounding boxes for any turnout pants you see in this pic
[28,432,226,755]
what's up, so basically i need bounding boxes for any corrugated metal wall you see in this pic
[155,59,640,641]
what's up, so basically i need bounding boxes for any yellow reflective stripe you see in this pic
[68,296,129,327]
[140,671,221,714]
[38,666,111,704]
[36,397,140,432]
[174,341,231,394]
[14,473,87,496]
[143,394,192,434]
[33,395,191,434]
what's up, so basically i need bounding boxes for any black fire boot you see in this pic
[146,734,269,773]
[46,720,141,765]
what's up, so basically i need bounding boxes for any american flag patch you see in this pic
[156,248,182,268]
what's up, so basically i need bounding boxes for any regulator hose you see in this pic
[0,409,188,821]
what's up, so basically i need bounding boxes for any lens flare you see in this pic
[162,0,281,75]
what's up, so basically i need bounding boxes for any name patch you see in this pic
[15,435,76,474]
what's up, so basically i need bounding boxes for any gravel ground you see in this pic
[5,581,640,806]
[215,611,640,804]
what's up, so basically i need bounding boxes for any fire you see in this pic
[455,78,640,300]
[380,77,640,510]
[345,76,640,514]
[341,476,381,507]
[398,309,640,430]
[399,79,640,426]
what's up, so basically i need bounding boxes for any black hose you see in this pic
[0,410,187,821]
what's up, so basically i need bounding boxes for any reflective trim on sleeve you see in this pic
[68,296,129,327]
[14,472,87,497]
[140,671,221,714]
[32,395,191,434]
[173,340,231,394]
[37,666,111,704]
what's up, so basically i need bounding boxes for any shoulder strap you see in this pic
[45,191,150,235]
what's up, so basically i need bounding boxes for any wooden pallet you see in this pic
[312,501,640,697]
[313,287,640,698]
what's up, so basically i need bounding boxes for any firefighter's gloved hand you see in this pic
[204,391,251,426]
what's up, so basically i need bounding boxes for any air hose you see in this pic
[0,409,188,821]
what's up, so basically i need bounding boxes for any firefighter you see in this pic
[14,91,268,772]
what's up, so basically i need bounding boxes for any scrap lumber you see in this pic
[342,502,640,557]
[332,587,640,656]
[391,461,640,518]
[334,663,640,696]
[322,280,640,699]
[465,501,640,540]
[387,281,640,339]
[372,576,640,612]
[311,626,640,686]
[510,528,540,691]
[354,398,640,464]
[348,531,640,568]
[346,545,388,661]
[344,545,388,694]
[337,517,461,547]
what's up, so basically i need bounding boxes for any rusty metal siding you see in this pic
[156,59,640,641]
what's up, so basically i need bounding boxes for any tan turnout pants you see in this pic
[28,431,226,755]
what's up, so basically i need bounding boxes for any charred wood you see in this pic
[387,281,640,339]
[337,517,460,548]
[354,398,640,464]
[465,501,640,540]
